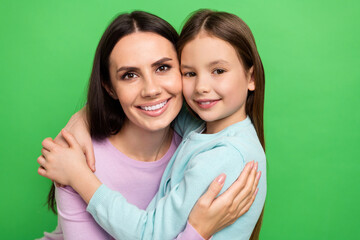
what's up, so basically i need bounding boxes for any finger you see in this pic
[199,173,226,206]
[84,144,96,172]
[237,187,258,217]
[41,148,50,158]
[42,137,56,151]
[251,171,261,195]
[37,155,47,169]
[217,161,253,200]
[61,129,81,149]
[228,162,257,212]
[54,132,69,148]
[233,162,257,203]
[38,166,47,177]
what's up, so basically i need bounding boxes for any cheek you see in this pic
[182,79,194,100]
[116,87,137,106]
[163,73,182,95]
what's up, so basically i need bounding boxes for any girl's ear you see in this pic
[247,66,255,91]
[102,82,118,100]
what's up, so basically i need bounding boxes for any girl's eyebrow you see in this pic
[181,60,229,70]
[180,64,193,69]
[208,60,229,67]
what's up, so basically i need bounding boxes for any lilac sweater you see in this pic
[40,132,204,240]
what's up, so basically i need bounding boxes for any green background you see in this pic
[1,0,359,239]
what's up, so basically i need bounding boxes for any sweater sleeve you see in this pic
[175,222,206,240]
[87,143,246,240]
[55,185,112,239]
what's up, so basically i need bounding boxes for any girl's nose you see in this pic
[195,75,210,94]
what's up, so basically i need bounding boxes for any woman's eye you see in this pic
[213,69,225,75]
[121,72,138,80]
[183,72,196,77]
[156,65,171,72]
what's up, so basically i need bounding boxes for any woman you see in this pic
[39,11,259,239]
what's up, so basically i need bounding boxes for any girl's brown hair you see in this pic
[177,9,265,239]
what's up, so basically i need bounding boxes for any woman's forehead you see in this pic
[109,32,178,67]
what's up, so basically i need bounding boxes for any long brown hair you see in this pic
[47,11,179,214]
[177,9,265,239]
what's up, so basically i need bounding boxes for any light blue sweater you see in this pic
[87,109,266,240]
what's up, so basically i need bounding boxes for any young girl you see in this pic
[39,9,265,239]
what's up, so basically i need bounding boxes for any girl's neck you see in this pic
[205,109,247,134]
[108,120,173,162]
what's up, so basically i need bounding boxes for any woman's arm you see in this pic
[55,185,111,239]
[38,132,262,240]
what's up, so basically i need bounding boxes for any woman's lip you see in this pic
[137,98,171,117]
[195,99,220,109]
[136,98,170,108]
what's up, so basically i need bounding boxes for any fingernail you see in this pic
[216,173,226,184]
[250,161,254,169]
[254,162,258,171]
[254,188,259,196]
[256,171,262,180]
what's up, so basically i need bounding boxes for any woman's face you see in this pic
[107,32,182,132]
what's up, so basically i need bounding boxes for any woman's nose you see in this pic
[141,74,162,98]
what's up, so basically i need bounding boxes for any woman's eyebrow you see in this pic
[116,57,173,72]
[116,66,139,73]
[151,57,173,67]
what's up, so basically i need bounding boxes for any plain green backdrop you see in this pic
[1,0,359,239]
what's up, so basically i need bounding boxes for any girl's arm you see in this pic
[38,130,261,240]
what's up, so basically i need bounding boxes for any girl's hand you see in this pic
[54,108,96,172]
[37,129,91,186]
[188,161,261,239]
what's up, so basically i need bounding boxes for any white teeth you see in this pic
[199,101,211,105]
[140,100,168,111]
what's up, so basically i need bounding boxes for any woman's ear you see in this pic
[102,83,118,100]
[247,66,255,91]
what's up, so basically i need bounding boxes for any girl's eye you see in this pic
[183,72,196,77]
[121,72,138,80]
[156,65,171,73]
[213,69,225,75]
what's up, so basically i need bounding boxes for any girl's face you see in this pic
[107,32,182,132]
[181,32,255,133]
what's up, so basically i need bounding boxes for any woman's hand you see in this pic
[188,161,261,239]
[54,107,96,171]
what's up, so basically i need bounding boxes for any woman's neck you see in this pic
[108,120,173,162]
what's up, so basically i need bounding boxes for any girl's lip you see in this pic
[137,98,171,117]
[194,99,220,109]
